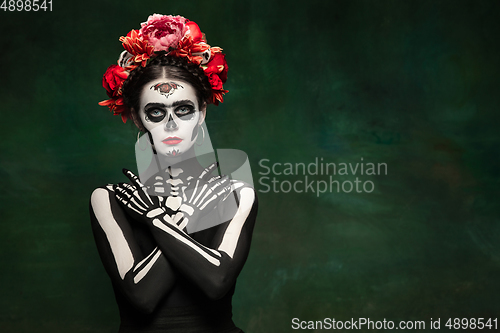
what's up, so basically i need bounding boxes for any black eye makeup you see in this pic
[175,105,196,121]
[144,107,166,122]
[143,100,197,123]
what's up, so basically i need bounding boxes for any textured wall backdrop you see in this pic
[1,0,499,332]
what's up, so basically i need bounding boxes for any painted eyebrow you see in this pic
[144,100,196,110]
[144,103,167,110]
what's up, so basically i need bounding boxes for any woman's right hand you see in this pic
[114,169,171,225]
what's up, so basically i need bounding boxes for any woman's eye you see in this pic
[145,109,166,122]
[175,106,192,115]
[175,106,195,120]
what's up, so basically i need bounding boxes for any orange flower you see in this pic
[98,97,129,123]
[191,42,210,54]
[210,90,228,106]
[169,36,211,65]
[210,46,222,55]
[119,30,154,67]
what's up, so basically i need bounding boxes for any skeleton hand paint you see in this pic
[178,162,232,232]
[114,169,173,225]
[92,165,257,304]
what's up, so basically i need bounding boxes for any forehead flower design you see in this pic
[151,82,184,98]
[99,14,229,123]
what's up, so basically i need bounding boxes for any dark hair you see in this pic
[122,55,212,131]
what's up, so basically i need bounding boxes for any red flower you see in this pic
[186,21,203,43]
[119,30,154,67]
[102,65,128,97]
[202,53,229,105]
[207,73,223,90]
[204,53,228,83]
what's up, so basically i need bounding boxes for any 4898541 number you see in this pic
[1,0,52,11]
[445,318,497,330]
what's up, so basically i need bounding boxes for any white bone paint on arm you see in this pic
[90,185,177,313]
[151,183,255,264]
[152,219,222,266]
[145,182,258,300]
[91,188,134,279]
[133,248,162,284]
[218,187,255,258]
[91,188,166,283]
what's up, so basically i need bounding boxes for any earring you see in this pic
[146,131,157,154]
[196,126,205,146]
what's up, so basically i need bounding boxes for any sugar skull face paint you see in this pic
[139,79,205,159]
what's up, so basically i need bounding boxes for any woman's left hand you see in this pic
[178,163,232,233]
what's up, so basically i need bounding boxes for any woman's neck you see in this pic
[155,146,204,178]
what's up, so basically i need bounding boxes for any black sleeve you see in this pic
[90,185,176,313]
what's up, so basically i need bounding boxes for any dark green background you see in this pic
[1,0,499,332]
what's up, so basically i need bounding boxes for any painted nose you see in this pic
[165,114,178,130]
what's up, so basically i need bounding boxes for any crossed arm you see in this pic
[90,185,176,313]
[90,169,258,312]
[145,183,258,300]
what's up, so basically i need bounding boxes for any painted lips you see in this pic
[162,137,183,145]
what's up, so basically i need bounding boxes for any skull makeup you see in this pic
[139,79,206,158]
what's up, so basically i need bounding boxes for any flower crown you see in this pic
[99,14,228,123]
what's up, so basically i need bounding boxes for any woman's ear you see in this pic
[198,103,207,125]
[130,108,146,132]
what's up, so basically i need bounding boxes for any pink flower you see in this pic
[140,14,187,52]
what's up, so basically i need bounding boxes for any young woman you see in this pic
[91,14,258,333]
